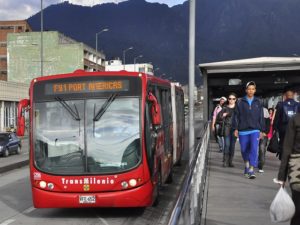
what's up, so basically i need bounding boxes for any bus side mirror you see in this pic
[148,92,162,126]
[17,99,30,136]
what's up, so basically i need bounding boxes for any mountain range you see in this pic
[27,0,300,84]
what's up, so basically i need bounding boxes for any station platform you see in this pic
[204,139,290,225]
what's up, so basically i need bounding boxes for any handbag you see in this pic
[288,153,300,192]
[270,187,295,222]
[217,120,225,137]
[267,131,279,153]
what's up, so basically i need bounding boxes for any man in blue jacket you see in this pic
[233,81,265,179]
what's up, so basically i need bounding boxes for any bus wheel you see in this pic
[153,170,162,206]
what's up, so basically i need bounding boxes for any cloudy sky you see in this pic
[0,0,186,20]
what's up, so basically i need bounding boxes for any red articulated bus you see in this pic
[17,70,185,208]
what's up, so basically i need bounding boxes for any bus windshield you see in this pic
[34,97,141,175]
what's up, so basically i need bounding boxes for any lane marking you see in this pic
[23,206,35,214]
[0,219,15,225]
[98,217,110,225]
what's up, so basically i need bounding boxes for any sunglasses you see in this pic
[228,98,236,100]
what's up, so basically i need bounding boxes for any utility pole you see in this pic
[40,0,43,76]
[188,0,196,165]
[95,28,109,71]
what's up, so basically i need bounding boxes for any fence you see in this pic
[168,122,210,225]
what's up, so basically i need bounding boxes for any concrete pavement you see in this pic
[204,139,290,225]
[0,136,29,173]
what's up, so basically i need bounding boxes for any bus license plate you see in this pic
[79,195,96,204]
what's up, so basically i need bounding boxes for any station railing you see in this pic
[167,122,210,225]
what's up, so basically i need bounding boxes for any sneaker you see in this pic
[244,167,249,177]
[258,169,264,173]
[248,170,256,179]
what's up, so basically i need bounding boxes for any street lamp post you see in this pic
[122,46,133,70]
[134,55,143,72]
[40,0,43,76]
[95,28,109,71]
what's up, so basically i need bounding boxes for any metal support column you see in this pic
[0,101,4,131]
[203,71,208,121]
[188,0,196,165]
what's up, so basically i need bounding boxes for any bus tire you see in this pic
[153,168,162,206]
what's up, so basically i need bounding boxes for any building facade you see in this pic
[7,31,106,83]
[0,20,32,132]
[0,20,32,81]
[105,59,154,75]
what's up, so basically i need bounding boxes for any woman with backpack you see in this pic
[232,81,265,179]
[212,97,227,152]
[217,93,238,167]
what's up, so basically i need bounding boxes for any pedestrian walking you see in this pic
[233,81,265,179]
[258,108,271,173]
[273,87,299,160]
[212,96,226,152]
[218,93,237,167]
[277,112,300,225]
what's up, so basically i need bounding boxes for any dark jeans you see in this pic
[258,137,268,170]
[215,124,224,152]
[291,189,300,225]
[224,129,237,157]
[278,131,285,160]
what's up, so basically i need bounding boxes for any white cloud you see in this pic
[146,0,185,7]
[68,0,125,6]
[0,0,59,20]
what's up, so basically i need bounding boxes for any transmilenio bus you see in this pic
[17,70,185,208]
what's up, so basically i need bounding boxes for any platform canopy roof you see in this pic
[198,57,300,98]
[199,57,300,74]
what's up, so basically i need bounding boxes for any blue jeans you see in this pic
[224,129,237,157]
[216,135,224,152]
[239,132,260,167]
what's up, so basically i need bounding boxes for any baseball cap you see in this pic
[246,81,256,88]
[220,96,227,101]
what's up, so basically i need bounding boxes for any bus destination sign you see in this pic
[45,80,129,95]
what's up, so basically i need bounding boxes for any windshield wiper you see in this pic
[93,93,118,121]
[55,96,81,121]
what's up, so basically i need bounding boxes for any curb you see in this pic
[0,159,29,173]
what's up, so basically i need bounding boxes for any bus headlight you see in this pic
[121,181,128,189]
[47,183,54,190]
[39,181,47,189]
[129,179,137,187]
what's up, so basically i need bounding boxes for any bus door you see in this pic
[157,87,173,182]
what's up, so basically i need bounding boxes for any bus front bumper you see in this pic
[32,180,153,208]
